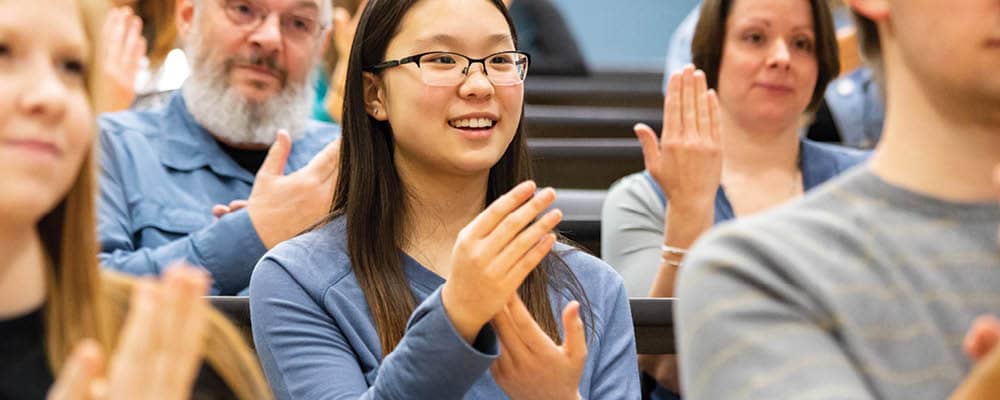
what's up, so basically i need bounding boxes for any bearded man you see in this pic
[97,0,341,295]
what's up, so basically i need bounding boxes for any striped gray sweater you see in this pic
[676,167,1000,399]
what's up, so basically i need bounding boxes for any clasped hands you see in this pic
[440,181,586,400]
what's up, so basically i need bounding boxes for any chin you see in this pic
[233,82,280,104]
[0,183,64,225]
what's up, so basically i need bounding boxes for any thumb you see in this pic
[259,130,292,177]
[561,301,587,363]
[634,123,660,171]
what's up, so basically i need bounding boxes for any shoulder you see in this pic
[554,243,626,297]
[253,217,354,298]
[605,172,663,211]
[802,139,871,171]
[97,108,168,143]
[298,120,341,146]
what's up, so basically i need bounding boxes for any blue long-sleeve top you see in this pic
[250,217,641,400]
[97,92,340,295]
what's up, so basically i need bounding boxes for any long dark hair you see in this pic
[328,0,592,356]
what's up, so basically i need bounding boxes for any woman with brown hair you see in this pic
[601,0,868,397]
[0,0,270,398]
[249,0,639,398]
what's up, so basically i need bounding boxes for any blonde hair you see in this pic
[39,1,270,398]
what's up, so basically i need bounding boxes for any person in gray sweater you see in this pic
[675,0,1000,399]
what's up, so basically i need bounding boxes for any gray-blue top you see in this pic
[250,217,641,400]
[97,92,340,295]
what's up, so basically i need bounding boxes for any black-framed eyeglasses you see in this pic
[364,51,531,87]
[219,0,326,42]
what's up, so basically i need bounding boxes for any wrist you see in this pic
[246,207,278,249]
[440,284,482,344]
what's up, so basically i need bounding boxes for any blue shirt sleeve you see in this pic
[250,254,500,400]
[96,133,267,295]
[587,276,642,399]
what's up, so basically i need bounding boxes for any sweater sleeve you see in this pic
[585,272,642,399]
[250,255,499,400]
[675,224,876,399]
[601,174,667,297]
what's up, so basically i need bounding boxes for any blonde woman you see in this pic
[0,0,270,398]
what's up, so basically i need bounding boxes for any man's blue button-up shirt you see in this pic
[97,92,340,295]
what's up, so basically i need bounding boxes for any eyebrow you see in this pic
[413,33,513,49]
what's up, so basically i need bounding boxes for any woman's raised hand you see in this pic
[441,181,563,343]
[491,296,587,400]
[96,6,145,113]
[634,65,722,209]
[48,265,211,400]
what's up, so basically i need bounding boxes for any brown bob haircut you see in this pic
[691,0,841,112]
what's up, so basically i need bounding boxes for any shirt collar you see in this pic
[157,92,257,183]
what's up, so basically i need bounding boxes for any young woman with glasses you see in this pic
[248,0,640,399]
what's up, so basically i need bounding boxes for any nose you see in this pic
[248,12,283,54]
[768,39,792,70]
[458,63,494,100]
[19,59,69,125]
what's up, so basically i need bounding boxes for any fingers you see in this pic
[493,305,531,360]
[665,71,683,141]
[211,205,230,219]
[490,204,561,275]
[506,295,556,353]
[228,199,248,212]
[965,315,1000,362]
[708,89,721,143]
[463,181,537,239]
[157,266,210,391]
[303,137,341,181]
[681,66,697,138]
[123,15,146,76]
[259,130,292,177]
[483,187,558,256]
[504,232,557,290]
[48,339,105,400]
[633,123,660,173]
[695,69,711,140]
[561,301,587,363]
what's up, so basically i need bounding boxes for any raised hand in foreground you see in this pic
[48,265,210,400]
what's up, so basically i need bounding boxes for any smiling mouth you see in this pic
[449,117,497,130]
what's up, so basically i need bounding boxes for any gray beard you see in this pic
[181,30,314,146]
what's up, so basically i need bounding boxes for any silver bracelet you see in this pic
[660,257,682,268]
[661,244,688,256]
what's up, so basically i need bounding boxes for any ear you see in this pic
[848,0,890,22]
[175,0,195,42]
[363,71,389,121]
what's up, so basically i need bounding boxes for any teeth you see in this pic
[450,118,495,129]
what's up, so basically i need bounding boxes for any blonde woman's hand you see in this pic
[634,65,722,211]
[96,7,145,113]
[441,181,562,343]
[491,296,586,400]
[47,265,211,400]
